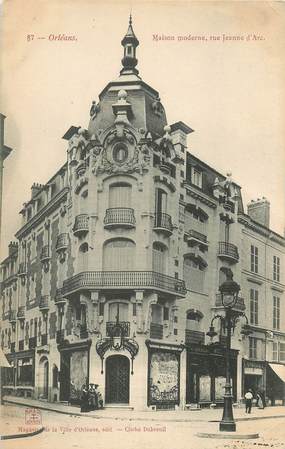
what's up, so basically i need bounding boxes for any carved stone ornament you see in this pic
[42,260,50,273]
[90,101,100,120]
[60,204,67,217]
[152,100,164,117]
[93,128,150,176]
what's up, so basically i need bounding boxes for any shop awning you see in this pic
[269,363,285,383]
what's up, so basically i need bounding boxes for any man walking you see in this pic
[245,389,253,414]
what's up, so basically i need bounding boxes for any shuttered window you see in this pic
[109,184,131,208]
[152,243,167,274]
[103,239,135,271]
[109,302,129,321]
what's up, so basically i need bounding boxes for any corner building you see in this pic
[1,18,284,410]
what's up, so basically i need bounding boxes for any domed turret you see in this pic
[120,14,139,76]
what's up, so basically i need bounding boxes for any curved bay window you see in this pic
[103,238,135,271]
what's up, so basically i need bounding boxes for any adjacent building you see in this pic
[1,18,284,410]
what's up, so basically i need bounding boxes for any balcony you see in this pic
[56,233,69,252]
[186,229,208,247]
[19,340,24,351]
[62,271,186,298]
[9,310,16,323]
[40,245,50,262]
[39,295,49,312]
[185,329,205,345]
[29,336,37,349]
[218,241,239,263]
[18,262,27,277]
[56,330,65,344]
[41,334,48,346]
[223,200,235,213]
[106,321,130,338]
[215,293,246,312]
[153,213,173,235]
[54,288,66,305]
[17,306,25,320]
[104,208,135,229]
[150,323,163,340]
[79,326,89,339]
[73,214,89,237]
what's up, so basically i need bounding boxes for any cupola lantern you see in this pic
[120,15,139,76]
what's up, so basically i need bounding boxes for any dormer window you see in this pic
[191,166,202,188]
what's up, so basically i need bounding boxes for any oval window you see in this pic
[113,144,128,164]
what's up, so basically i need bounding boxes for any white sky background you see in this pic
[1,0,285,258]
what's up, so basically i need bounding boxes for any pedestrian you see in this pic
[245,389,253,414]
[94,384,103,409]
[256,391,264,409]
[88,383,98,410]
[80,384,90,412]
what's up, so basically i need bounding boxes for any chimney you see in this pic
[247,197,270,228]
[8,241,18,257]
[31,182,44,199]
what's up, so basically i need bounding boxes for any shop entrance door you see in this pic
[60,353,70,401]
[105,355,130,404]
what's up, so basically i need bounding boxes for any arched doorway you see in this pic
[39,356,49,399]
[105,355,130,404]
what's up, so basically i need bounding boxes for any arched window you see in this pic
[78,242,89,272]
[103,239,135,271]
[109,183,132,208]
[152,242,167,274]
[155,188,167,214]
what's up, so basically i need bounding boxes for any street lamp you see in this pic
[207,274,251,432]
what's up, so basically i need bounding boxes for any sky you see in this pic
[1,0,285,258]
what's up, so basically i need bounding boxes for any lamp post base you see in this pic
[219,420,236,432]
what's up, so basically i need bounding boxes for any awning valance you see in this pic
[269,363,285,383]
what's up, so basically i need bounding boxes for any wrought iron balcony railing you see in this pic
[56,329,65,344]
[17,306,25,319]
[18,262,27,276]
[41,334,48,346]
[187,229,208,244]
[150,323,163,340]
[73,214,89,236]
[153,212,173,234]
[40,245,50,262]
[106,321,130,338]
[19,339,24,351]
[218,241,239,263]
[62,271,186,297]
[39,295,49,311]
[9,310,16,323]
[215,293,246,312]
[29,336,37,349]
[54,288,66,305]
[185,329,205,345]
[79,326,89,339]
[56,233,69,251]
[104,208,135,228]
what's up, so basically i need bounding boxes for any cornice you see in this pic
[15,187,69,239]
[238,214,285,247]
[184,183,217,209]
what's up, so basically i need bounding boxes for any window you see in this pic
[186,311,202,332]
[112,143,128,164]
[163,307,169,321]
[273,296,280,330]
[273,256,280,282]
[250,245,258,273]
[183,256,205,292]
[152,242,167,274]
[103,239,135,271]
[250,289,258,325]
[280,342,285,363]
[109,302,129,322]
[109,183,131,208]
[151,304,163,324]
[78,243,89,272]
[155,188,167,215]
[249,337,257,359]
[272,342,278,361]
[191,167,202,188]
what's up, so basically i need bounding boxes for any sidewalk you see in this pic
[3,395,285,423]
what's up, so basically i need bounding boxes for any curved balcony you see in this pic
[153,213,173,236]
[56,233,69,252]
[104,208,135,229]
[54,288,66,305]
[73,214,89,237]
[186,229,208,248]
[62,271,186,298]
[215,293,245,312]
[218,241,239,263]
[39,295,50,312]
[40,245,50,262]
